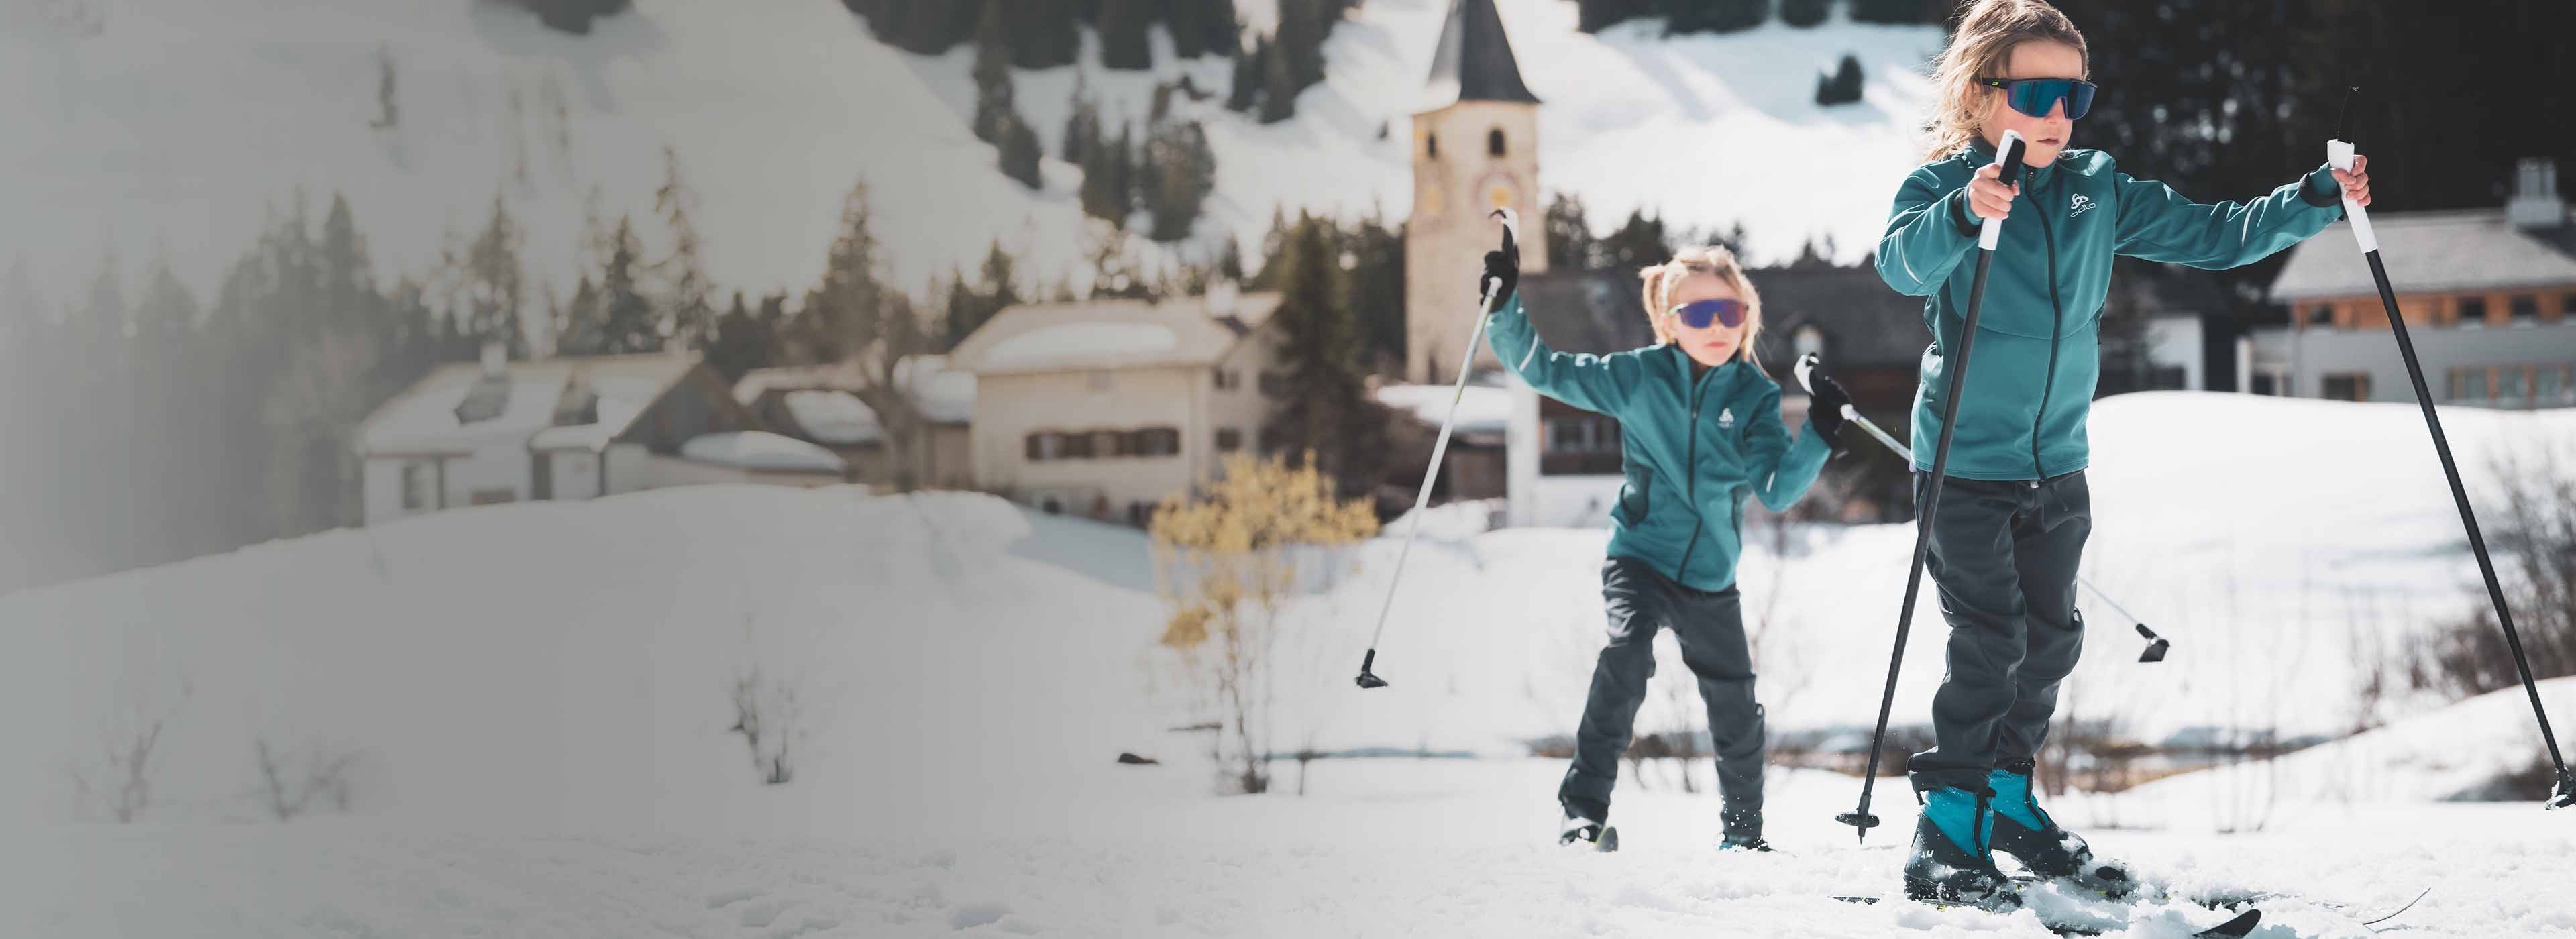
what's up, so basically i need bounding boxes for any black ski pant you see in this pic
[1905,470,2092,795]
[1559,556,1766,836]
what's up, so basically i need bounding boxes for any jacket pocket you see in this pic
[1615,464,1653,527]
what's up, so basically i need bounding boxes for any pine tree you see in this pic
[1167,0,1210,59]
[1849,0,1929,24]
[1815,54,1864,106]
[1780,0,1829,27]
[811,181,932,490]
[971,0,1015,145]
[999,114,1044,190]
[652,146,715,349]
[1544,192,1597,270]
[463,192,527,357]
[1258,28,1300,123]
[1063,76,1100,164]
[1344,211,1406,372]
[1601,208,1672,268]
[1098,0,1154,70]
[1013,0,1081,69]
[1227,34,1265,113]
[1216,235,1246,283]
[1275,0,1327,95]
[1262,213,1387,502]
[597,215,660,353]
[556,274,606,355]
[1082,121,1138,225]
[1198,0,1239,56]
[1143,120,1217,241]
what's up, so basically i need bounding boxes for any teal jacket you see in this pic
[1876,144,2345,480]
[1485,292,1833,592]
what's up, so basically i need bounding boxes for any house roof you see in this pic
[1421,0,1539,110]
[2269,209,2576,301]
[732,355,975,440]
[679,431,847,475]
[1511,269,1659,356]
[358,353,698,456]
[1743,264,1934,369]
[1376,380,1513,435]
[944,291,1283,377]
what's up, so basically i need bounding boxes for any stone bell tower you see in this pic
[1405,0,1546,384]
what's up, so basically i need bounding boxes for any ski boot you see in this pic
[1902,785,2021,912]
[1560,812,1618,852]
[1717,808,1773,852]
[1990,760,2134,899]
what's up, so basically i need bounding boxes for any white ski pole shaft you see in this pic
[1362,278,1499,654]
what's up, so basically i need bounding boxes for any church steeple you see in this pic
[1422,0,1540,109]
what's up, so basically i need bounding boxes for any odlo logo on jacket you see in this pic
[2070,193,2097,217]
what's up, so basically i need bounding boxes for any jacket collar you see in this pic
[1965,136,2061,190]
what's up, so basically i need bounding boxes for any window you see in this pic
[2304,303,2334,327]
[2501,366,2530,405]
[2563,293,2576,318]
[1061,431,1095,459]
[2512,295,2540,325]
[1133,427,1181,457]
[1540,413,1623,475]
[1546,417,1603,454]
[2453,368,2491,403]
[1487,128,1506,156]
[1091,430,1126,457]
[2321,372,2371,402]
[1026,432,1067,461]
[1212,367,1240,391]
[2538,366,2565,406]
[470,489,516,506]
[2459,297,2487,327]
[1426,133,1438,158]
[401,461,433,510]
[2249,373,2279,396]
[1216,428,1243,452]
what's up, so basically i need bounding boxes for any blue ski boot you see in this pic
[1989,759,2134,899]
[1902,785,2021,911]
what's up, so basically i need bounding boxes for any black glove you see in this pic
[1479,242,1518,314]
[1807,374,1849,445]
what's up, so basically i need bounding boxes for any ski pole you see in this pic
[2322,120,2573,808]
[1794,352,2171,663]
[1355,207,1519,690]
[1835,131,2025,842]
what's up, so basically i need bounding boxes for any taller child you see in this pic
[1876,0,2370,908]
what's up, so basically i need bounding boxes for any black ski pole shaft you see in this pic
[1356,207,1521,691]
[2325,139,2573,806]
[1839,131,2027,841]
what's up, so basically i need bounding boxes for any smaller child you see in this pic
[1481,238,1847,852]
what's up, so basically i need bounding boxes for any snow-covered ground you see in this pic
[0,0,1945,321]
[5,394,2575,935]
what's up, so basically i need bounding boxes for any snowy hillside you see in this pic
[0,0,1945,317]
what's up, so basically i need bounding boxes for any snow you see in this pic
[979,321,1181,370]
[680,431,847,474]
[1375,380,1515,434]
[1,1,1944,327]
[782,389,883,445]
[8,395,2576,935]
[366,360,684,453]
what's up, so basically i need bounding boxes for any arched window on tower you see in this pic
[1427,133,1439,158]
[1794,326,1825,360]
[1488,128,1506,156]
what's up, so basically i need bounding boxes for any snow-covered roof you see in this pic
[679,431,847,474]
[358,353,697,455]
[945,292,1284,377]
[733,354,975,434]
[2270,209,2576,300]
[1375,381,1514,435]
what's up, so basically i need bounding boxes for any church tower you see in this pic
[1405,0,1546,384]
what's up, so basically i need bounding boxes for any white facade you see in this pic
[1502,382,1622,528]
[2146,313,2206,391]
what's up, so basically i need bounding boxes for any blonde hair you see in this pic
[1638,245,1764,369]
[1922,0,2088,162]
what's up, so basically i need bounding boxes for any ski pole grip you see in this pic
[2327,139,2378,252]
[1979,130,2027,251]
[1794,352,1818,394]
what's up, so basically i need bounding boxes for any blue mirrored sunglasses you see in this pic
[1977,76,2098,120]
[1666,298,1747,330]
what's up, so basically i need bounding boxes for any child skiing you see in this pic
[1479,236,1848,853]
[1874,0,2371,909]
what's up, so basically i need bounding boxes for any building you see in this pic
[354,347,843,525]
[1405,0,1548,384]
[734,355,975,491]
[947,285,1287,524]
[2259,158,2576,407]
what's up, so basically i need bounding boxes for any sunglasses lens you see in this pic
[1675,300,1744,329]
[2004,79,2095,120]
[2065,81,2096,120]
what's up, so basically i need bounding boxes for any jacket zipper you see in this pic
[2032,165,2063,482]
[1673,356,1714,581]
